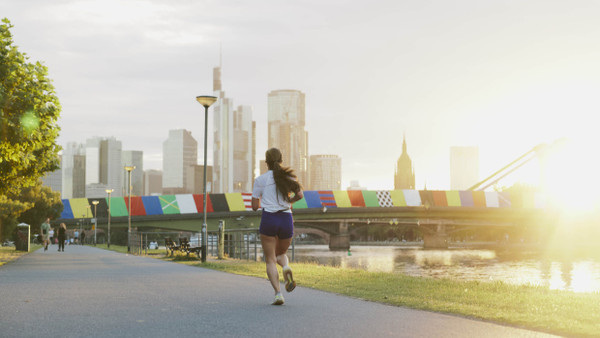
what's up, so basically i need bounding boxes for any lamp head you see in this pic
[105,189,114,194]
[196,95,217,108]
[92,200,99,205]
[124,165,136,172]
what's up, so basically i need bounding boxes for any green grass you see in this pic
[172,259,599,337]
[7,243,599,336]
[0,245,42,266]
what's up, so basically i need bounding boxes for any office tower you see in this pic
[143,169,163,196]
[450,146,479,190]
[85,136,122,197]
[41,155,62,194]
[310,155,342,190]
[162,129,197,194]
[232,105,254,192]
[122,150,143,196]
[186,164,213,194]
[62,142,86,198]
[267,89,308,186]
[212,65,255,193]
[394,135,415,190]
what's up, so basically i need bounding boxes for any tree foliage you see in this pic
[0,18,61,195]
[16,182,63,234]
[0,18,61,240]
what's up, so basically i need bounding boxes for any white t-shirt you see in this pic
[252,171,292,213]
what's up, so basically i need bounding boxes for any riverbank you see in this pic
[8,245,597,336]
[167,256,599,337]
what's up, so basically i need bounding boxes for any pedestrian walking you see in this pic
[41,218,51,251]
[252,148,304,305]
[57,223,67,252]
[80,231,86,245]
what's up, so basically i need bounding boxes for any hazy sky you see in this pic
[3,0,599,191]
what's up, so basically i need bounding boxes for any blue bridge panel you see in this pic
[303,191,323,208]
[142,196,163,215]
[60,199,73,219]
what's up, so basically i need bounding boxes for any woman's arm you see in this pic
[289,190,304,203]
[251,197,261,211]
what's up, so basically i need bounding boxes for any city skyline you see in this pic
[3,0,598,191]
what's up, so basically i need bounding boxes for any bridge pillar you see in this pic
[422,223,449,249]
[329,221,350,251]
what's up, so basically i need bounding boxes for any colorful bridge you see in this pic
[57,190,548,249]
[60,190,546,219]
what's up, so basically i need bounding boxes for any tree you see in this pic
[16,182,63,234]
[0,18,61,240]
[0,195,31,240]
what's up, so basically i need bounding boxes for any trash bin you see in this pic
[16,223,30,252]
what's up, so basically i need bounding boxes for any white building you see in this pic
[310,155,341,190]
[122,150,144,196]
[268,89,308,186]
[450,146,479,190]
[162,129,197,194]
[85,137,122,197]
[212,65,255,193]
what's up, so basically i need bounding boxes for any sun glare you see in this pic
[541,138,600,215]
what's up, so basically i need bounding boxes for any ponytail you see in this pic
[265,148,302,202]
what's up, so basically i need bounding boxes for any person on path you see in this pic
[41,218,51,251]
[252,148,304,305]
[57,223,67,252]
[80,231,86,245]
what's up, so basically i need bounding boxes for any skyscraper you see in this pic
[394,135,415,190]
[122,150,144,196]
[41,155,62,194]
[61,142,86,198]
[268,89,308,186]
[143,169,163,196]
[85,136,122,197]
[212,65,255,193]
[310,155,341,190]
[450,146,479,190]
[162,129,197,194]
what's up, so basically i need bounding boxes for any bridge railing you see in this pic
[128,229,263,261]
[208,228,260,261]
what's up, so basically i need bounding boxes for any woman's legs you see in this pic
[276,237,292,267]
[261,235,280,293]
[261,235,293,294]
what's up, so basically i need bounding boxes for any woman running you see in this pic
[252,148,304,305]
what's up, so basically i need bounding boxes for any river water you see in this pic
[289,244,600,293]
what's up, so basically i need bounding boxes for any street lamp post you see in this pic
[105,189,114,248]
[196,95,217,262]
[92,200,99,246]
[124,166,136,253]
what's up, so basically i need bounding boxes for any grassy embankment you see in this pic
[10,244,597,336]
[168,255,599,337]
[0,245,42,266]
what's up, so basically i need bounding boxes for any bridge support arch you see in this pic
[329,221,350,251]
[420,221,449,249]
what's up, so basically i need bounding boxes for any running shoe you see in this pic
[272,293,284,305]
[283,266,296,292]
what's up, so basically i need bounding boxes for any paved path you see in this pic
[0,246,556,338]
